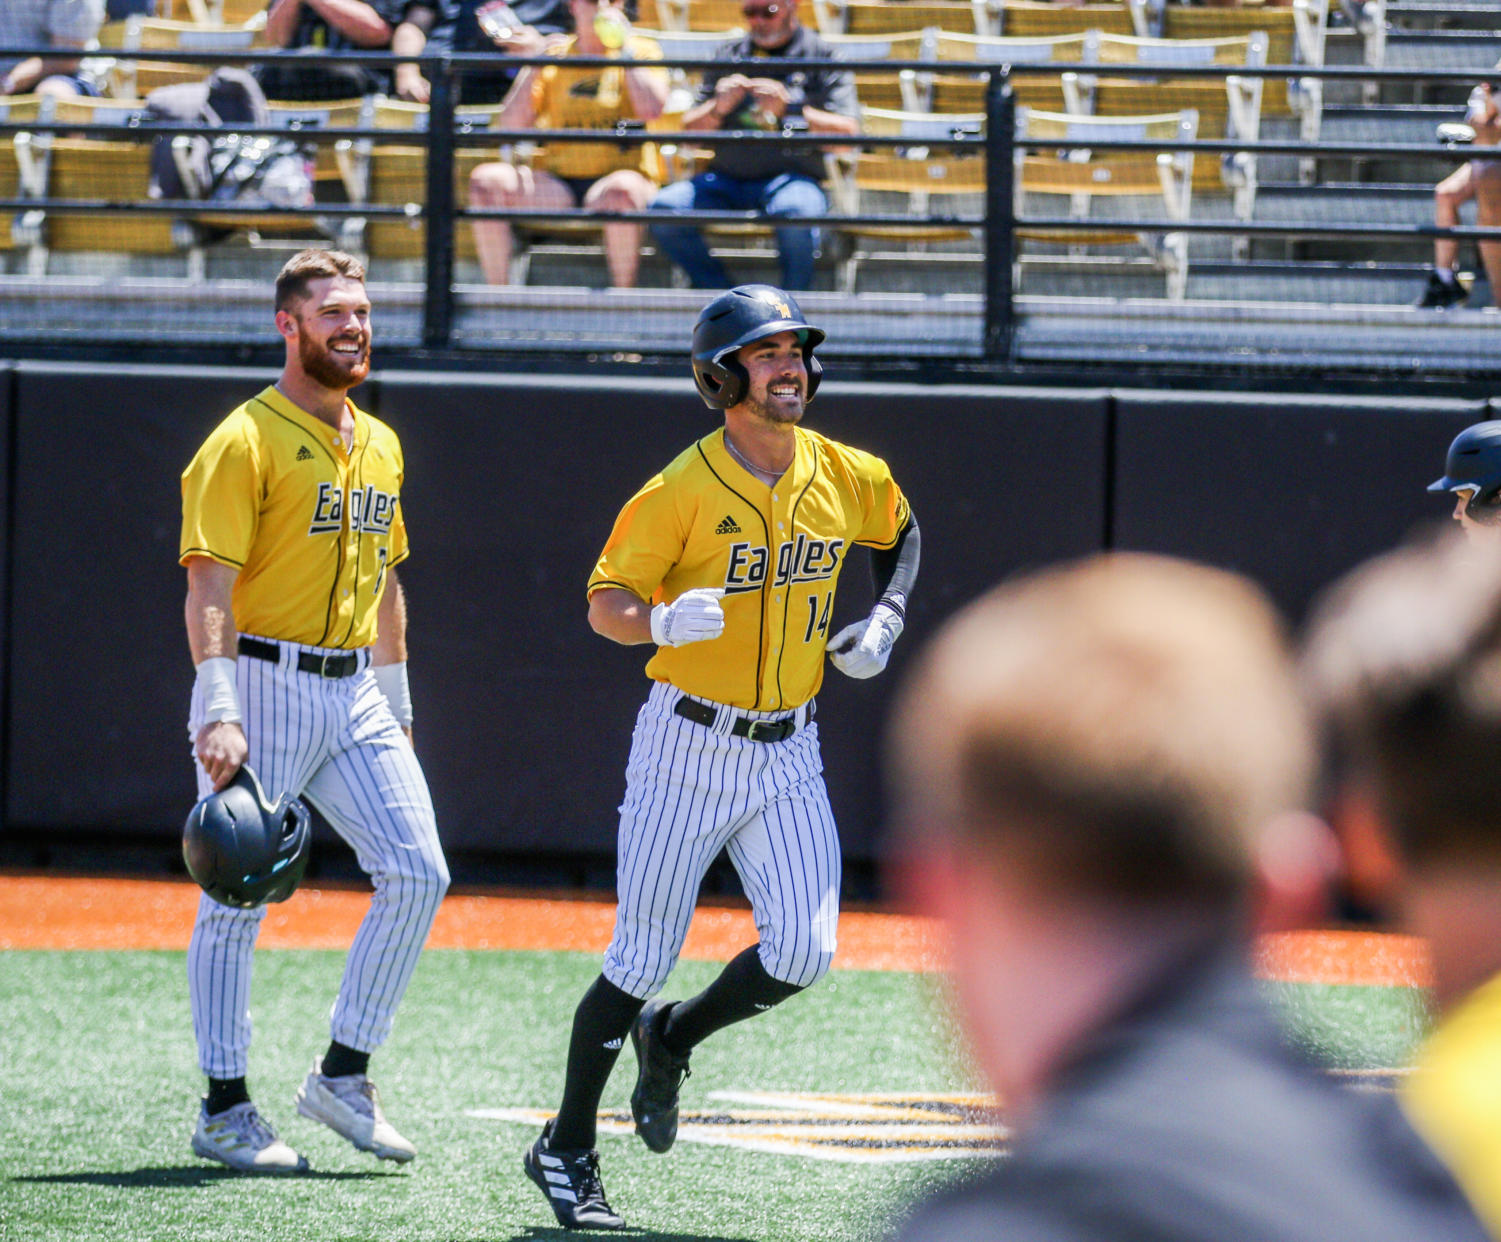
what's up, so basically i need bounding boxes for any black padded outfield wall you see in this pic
[1110,391,1489,625]
[373,376,1111,860]
[4,364,288,830]
[0,365,1487,869]
[0,363,12,797]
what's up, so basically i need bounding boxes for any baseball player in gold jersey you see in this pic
[180,249,448,1173]
[524,285,920,1230]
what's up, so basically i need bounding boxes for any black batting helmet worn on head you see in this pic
[691,284,826,410]
[1429,419,1501,524]
[183,766,312,909]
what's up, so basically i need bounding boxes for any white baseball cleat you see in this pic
[294,1057,417,1163]
[191,1101,309,1173]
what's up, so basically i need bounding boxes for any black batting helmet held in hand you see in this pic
[1429,420,1501,524]
[183,766,312,909]
[691,284,826,410]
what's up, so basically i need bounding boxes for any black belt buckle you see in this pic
[743,718,795,743]
[298,651,356,679]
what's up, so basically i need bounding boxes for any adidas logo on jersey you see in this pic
[296,445,315,461]
[603,1037,624,1050]
[715,515,742,535]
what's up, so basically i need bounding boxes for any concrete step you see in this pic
[1380,31,1501,69]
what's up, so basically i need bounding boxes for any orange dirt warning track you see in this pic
[0,875,1432,987]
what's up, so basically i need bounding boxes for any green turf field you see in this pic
[0,949,1431,1242]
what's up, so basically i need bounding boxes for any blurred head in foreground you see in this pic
[1303,526,1501,1233]
[884,552,1487,1242]
[888,552,1320,1119]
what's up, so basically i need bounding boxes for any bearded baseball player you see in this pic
[523,284,920,1230]
[179,249,448,1172]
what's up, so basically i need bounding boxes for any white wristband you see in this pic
[650,601,671,647]
[374,661,414,727]
[195,656,242,725]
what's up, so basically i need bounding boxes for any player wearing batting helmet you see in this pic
[1430,419,1501,538]
[179,249,448,1174]
[521,284,921,1231]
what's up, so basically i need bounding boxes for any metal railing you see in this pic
[0,45,1497,362]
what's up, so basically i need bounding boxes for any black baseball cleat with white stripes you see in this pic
[629,999,692,1154]
[523,1120,626,1231]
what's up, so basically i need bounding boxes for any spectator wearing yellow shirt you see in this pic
[467,0,666,287]
[1303,525,1501,1238]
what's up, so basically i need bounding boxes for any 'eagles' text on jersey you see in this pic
[179,386,409,648]
[588,427,910,710]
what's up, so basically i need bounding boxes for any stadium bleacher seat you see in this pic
[814,1,999,38]
[100,16,263,99]
[998,2,1134,40]
[1063,32,1268,228]
[1014,105,1199,299]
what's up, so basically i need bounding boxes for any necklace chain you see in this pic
[724,433,785,483]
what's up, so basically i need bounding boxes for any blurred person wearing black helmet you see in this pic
[520,283,920,1232]
[1429,419,1501,539]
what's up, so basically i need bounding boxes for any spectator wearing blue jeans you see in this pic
[649,0,855,290]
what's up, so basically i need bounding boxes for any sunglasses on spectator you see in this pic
[742,3,780,17]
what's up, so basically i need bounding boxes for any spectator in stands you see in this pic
[390,0,572,106]
[1416,75,1501,309]
[467,0,667,287]
[647,0,856,291]
[1302,526,1501,1237]
[256,0,400,102]
[884,552,1491,1242]
[0,0,106,100]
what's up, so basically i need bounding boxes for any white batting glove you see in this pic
[651,588,726,647]
[828,603,904,679]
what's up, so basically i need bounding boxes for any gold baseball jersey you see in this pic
[588,426,910,710]
[528,35,667,183]
[179,385,408,649]
[1403,971,1501,1235]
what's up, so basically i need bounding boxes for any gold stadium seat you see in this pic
[103,16,263,99]
[356,99,505,265]
[1126,0,1329,137]
[828,148,986,290]
[647,0,765,31]
[818,29,937,112]
[916,31,1093,113]
[813,0,998,37]
[156,0,269,22]
[859,104,985,143]
[1064,31,1266,213]
[0,96,43,254]
[13,134,182,272]
[998,2,1133,39]
[1013,106,1198,299]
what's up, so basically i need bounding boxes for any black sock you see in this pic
[205,1076,250,1115]
[321,1041,369,1079]
[550,974,645,1151]
[662,946,803,1055]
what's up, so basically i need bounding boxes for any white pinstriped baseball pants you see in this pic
[186,635,448,1080]
[603,680,841,999]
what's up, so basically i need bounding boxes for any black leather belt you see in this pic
[673,695,804,743]
[239,636,360,679]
